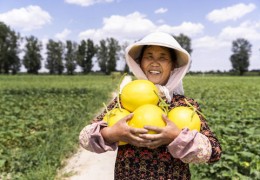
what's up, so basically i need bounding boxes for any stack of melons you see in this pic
[103,79,201,145]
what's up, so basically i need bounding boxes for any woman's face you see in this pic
[140,45,174,85]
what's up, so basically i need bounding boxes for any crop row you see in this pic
[0,75,259,179]
[0,76,117,179]
[184,76,260,179]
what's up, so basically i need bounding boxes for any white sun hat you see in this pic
[126,31,190,68]
[125,31,191,100]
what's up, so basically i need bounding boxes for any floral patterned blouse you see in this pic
[79,94,222,180]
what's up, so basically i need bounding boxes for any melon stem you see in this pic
[184,99,206,119]
[103,102,109,114]
[154,90,169,114]
[103,102,111,124]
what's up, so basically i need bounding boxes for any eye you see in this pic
[159,56,167,61]
[144,55,153,60]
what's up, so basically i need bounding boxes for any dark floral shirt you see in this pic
[94,94,222,180]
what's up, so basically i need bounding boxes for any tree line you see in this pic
[0,21,253,75]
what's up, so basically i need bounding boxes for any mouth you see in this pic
[149,70,161,75]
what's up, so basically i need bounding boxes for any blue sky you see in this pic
[0,0,260,72]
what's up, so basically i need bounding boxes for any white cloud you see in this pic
[79,12,203,43]
[191,45,232,71]
[219,20,260,41]
[191,19,260,71]
[102,12,156,36]
[65,0,114,7]
[154,8,168,14]
[79,12,156,42]
[0,5,52,31]
[206,3,256,23]
[157,19,165,24]
[157,22,204,37]
[79,29,104,41]
[190,35,232,71]
[193,36,229,49]
[55,28,72,41]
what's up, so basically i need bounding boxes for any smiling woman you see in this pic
[79,31,222,180]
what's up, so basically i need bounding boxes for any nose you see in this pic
[150,60,160,66]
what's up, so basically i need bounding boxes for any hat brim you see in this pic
[127,42,190,68]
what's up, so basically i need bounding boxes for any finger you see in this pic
[129,127,148,134]
[162,114,171,124]
[121,113,134,122]
[139,133,161,141]
[127,134,152,146]
[143,125,163,133]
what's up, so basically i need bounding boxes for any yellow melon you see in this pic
[103,108,130,145]
[128,104,165,134]
[167,106,201,131]
[120,79,159,112]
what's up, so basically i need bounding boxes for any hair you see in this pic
[136,45,178,65]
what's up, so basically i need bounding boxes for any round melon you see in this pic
[128,104,165,134]
[167,106,201,131]
[103,108,130,145]
[120,79,159,112]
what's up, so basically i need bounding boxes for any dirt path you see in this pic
[57,76,132,180]
[57,147,117,180]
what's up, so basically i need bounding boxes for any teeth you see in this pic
[149,70,160,74]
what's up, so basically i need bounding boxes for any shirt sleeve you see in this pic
[167,95,222,164]
[167,128,212,163]
[79,97,119,153]
[79,121,118,153]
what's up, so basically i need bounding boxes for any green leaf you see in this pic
[0,159,6,168]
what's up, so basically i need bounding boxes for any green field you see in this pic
[0,75,259,179]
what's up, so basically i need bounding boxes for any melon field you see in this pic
[0,75,259,179]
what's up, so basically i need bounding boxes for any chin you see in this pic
[147,75,163,84]
[147,78,160,84]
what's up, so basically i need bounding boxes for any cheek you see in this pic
[164,63,174,73]
[140,62,147,71]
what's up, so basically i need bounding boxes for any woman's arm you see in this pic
[79,98,150,153]
[167,95,222,164]
[79,121,118,153]
[79,98,118,153]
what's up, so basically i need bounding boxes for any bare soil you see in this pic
[57,147,117,180]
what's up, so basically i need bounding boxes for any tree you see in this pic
[85,39,96,73]
[97,38,121,75]
[65,40,77,75]
[7,30,21,74]
[97,39,108,73]
[173,33,192,70]
[77,39,96,74]
[107,38,121,75]
[0,21,21,74]
[45,39,64,75]
[174,33,192,55]
[23,36,42,74]
[121,42,130,73]
[230,38,251,75]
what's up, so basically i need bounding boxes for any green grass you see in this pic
[0,74,117,90]
[0,75,118,179]
[184,76,260,179]
[0,75,259,179]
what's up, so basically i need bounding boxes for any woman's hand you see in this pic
[139,114,181,149]
[101,113,150,147]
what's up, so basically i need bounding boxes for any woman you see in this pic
[79,32,222,179]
